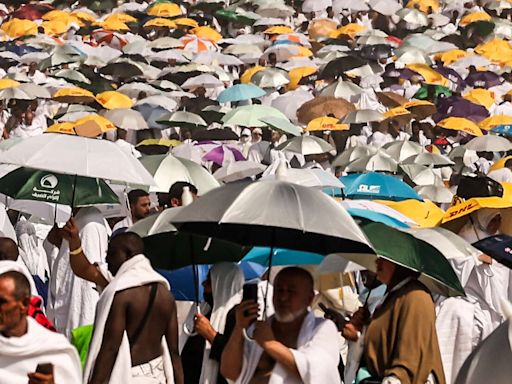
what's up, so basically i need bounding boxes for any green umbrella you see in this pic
[129,207,248,270]
[215,9,259,26]
[414,85,452,100]
[0,167,119,207]
[338,221,464,297]
[156,111,208,129]
[258,116,302,136]
[222,105,288,127]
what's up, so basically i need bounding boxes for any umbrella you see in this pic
[222,105,288,127]
[465,135,512,151]
[139,154,220,194]
[320,80,364,100]
[345,172,423,201]
[277,135,335,155]
[402,153,455,168]
[341,109,383,124]
[0,87,34,101]
[157,111,207,129]
[263,167,345,189]
[192,128,239,141]
[0,133,155,186]
[52,87,96,104]
[73,115,116,138]
[383,140,426,162]
[308,18,338,40]
[319,56,366,79]
[1,18,38,38]
[402,100,437,120]
[213,161,267,183]
[129,207,246,271]
[242,247,325,266]
[375,92,409,108]
[414,185,454,204]
[465,70,503,88]
[251,68,290,89]
[463,89,496,110]
[181,74,224,90]
[400,164,444,186]
[0,167,119,208]
[434,96,489,123]
[202,145,245,166]
[437,117,484,136]
[378,199,444,228]
[341,200,417,226]
[100,109,149,130]
[171,179,373,255]
[345,152,399,173]
[297,96,356,125]
[217,84,266,103]
[332,146,377,168]
[271,89,314,124]
[95,91,134,110]
[339,221,464,296]
[480,116,512,130]
[305,116,348,132]
[52,69,91,84]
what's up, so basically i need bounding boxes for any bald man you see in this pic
[221,267,342,384]
[61,219,184,384]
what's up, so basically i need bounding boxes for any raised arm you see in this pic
[61,218,109,290]
[165,292,184,384]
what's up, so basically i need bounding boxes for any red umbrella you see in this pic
[12,4,53,20]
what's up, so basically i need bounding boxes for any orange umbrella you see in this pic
[73,115,116,137]
[147,3,182,17]
[437,117,483,136]
[104,13,138,24]
[306,116,348,131]
[463,88,495,109]
[436,50,471,66]
[308,19,338,40]
[460,11,492,26]
[479,115,512,130]
[287,66,317,91]
[46,122,76,135]
[264,26,294,35]
[143,18,177,29]
[53,87,95,104]
[173,18,199,28]
[329,23,366,39]
[241,65,265,84]
[1,19,38,38]
[192,26,222,43]
[95,91,133,110]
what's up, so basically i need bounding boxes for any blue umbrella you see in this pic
[340,173,362,189]
[492,125,512,137]
[217,84,266,103]
[242,247,324,266]
[345,172,423,202]
[346,208,411,228]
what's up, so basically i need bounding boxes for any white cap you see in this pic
[241,128,251,136]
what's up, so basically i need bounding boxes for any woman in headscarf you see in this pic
[355,258,446,384]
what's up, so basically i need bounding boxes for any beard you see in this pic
[274,307,306,323]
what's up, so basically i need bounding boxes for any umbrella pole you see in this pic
[262,230,275,322]
[71,174,78,210]
[184,235,200,336]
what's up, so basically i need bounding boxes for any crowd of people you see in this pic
[1,0,512,383]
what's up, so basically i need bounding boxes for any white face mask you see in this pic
[240,136,250,143]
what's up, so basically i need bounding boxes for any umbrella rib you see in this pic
[291,184,306,232]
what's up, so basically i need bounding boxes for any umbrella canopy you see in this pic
[73,115,116,138]
[383,140,426,162]
[222,105,288,127]
[251,68,290,88]
[277,135,335,155]
[213,161,267,183]
[0,133,155,186]
[202,145,245,166]
[192,128,239,141]
[414,185,454,204]
[465,135,512,151]
[305,116,348,132]
[139,154,220,194]
[402,152,455,168]
[100,109,149,130]
[95,91,134,110]
[437,117,484,136]
[339,221,464,297]
[332,146,377,168]
[341,199,417,226]
[217,84,266,103]
[345,172,423,201]
[341,109,383,124]
[171,179,373,255]
[344,152,399,173]
[259,116,302,137]
[297,96,356,125]
[378,199,444,227]
[157,111,208,129]
[263,167,345,189]
[400,164,444,186]
[0,167,119,208]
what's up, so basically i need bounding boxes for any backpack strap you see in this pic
[130,283,158,346]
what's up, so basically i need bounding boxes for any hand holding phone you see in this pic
[242,283,259,319]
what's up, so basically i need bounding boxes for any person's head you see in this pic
[0,271,30,337]
[326,6,334,18]
[376,258,420,289]
[252,128,263,142]
[202,262,244,307]
[168,182,198,207]
[505,158,512,170]
[128,189,151,222]
[240,128,251,143]
[271,129,283,144]
[268,52,277,66]
[28,62,37,75]
[106,232,145,275]
[475,208,502,236]
[0,238,18,261]
[360,270,381,289]
[273,267,314,323]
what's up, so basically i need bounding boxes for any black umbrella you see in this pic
[319,55,366,79]
[192,128,239,141]
[360,44,394,60]
[472,235,512,269]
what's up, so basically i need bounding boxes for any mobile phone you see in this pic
[35,363,53,375]
[242,283,258,303]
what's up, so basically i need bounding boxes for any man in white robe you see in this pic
[44,207,109,337]
[221,267,341,384]
[0,270,81,384]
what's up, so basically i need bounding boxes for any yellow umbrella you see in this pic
[46,122,76,135]
[479,115,512,130]
[241,65,265,84]
[264,26,294,35]
[93,19,130,31]
[490,156,512,172]
[0,79,20,89]
[460,11,492,26]
[287,66,317,91]
[96,91,133,110]
[143,18,177,29]
[147,3,182,17]
[442,195,512,223]
[1,19,38,38]
[383,106,411,119]
[437,117,483,136]
[173,18,199,28]
[406,64,450,86]
[436,49,471,66]
[308,19,338,40]
[42,10,70,21]
[329,23,366,39]
[192,26,222,43]
[74,115,116,137]
[104,13,138,24]
[136,138,182,147]
[53,87,95,103]
[475,38,512,64]
[376,199,444,228]
[406,0,440,12]
[306,116,348,131]
[463,88,495,109]
[295,46,313,58]
[70,11,97,23]
[42,20,70,36]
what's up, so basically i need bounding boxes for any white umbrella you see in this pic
[302,0,332,12]
[181,74,224,89]
[100,109,149,130]
[251,68,290,88]
[397,8,429,27]
[342,109,383,124]
[341,199,417,226]
[271,89,314,123]
[213,161,267,183]
[395,48,432,65]
[333,0,369,13]
[320,80,364,100]
[0,134,155,186]
[263,167,344,189]
[383,140,426,162]
[0,87,34,100]
[277,136,335,155]
[135,95,178,112]
[400,164,444,186]
[253,18,288,26]
[402,153,455,167]
[148,37,183,49]
[150,49,191,64]
[465,135,512,152]
[414,185,454,204]
[369,0,401,15]
[139,153,220,194]
[171,143,204,164]
[224,44,263,56]
[117,83,163,98]
[332,145,377,168]
[194,52,244,66]
[345,152,398,173]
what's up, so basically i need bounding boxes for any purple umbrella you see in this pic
[465,70,504,88]
[433,96,489,123]
[202,145,245,166]
[383,67,421,80]
[433,65,466,93]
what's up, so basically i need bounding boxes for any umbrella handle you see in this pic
[183,305,201,336]
[242,327,255,343]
